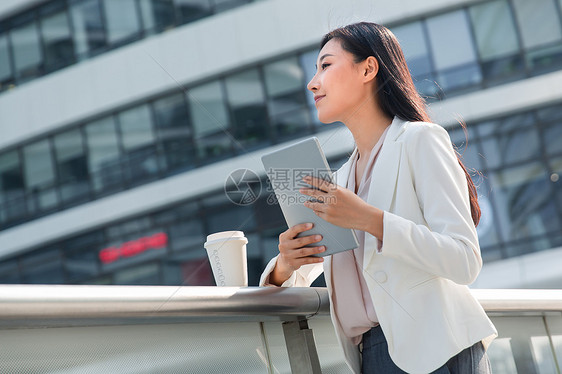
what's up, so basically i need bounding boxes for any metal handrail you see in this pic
[471,288,562,313]
[0,286,561,329]
[0,285,329,327]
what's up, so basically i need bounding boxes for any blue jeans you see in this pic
[361,325,492,373]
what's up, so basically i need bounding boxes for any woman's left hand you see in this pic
[299,176,382,234]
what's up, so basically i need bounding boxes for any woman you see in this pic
[259,22,497,373]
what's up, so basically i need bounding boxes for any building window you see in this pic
[224,68,270,151]
[163,254,213,286]
[69,0,106,59]
[550,156,562,215]
[0,0,258,92]
[113,262,160,285]
[22,140,59,214]
[263,56,311,141]
[477,113,539,169]
[426,10,482,93]
[188,80,234,162]
[118,104,161,185]
[0,260,20,284]
[2,0,561,96]
[152,93,196,173]
[202,193,257,233]
[488,162,560,256]
[480,127,541,169]
[392,21,438,97]
[139,0,176,34]
[101,217,168,274]
[539,107,562,157]
[474,179,503,261]
[102,0,142,44]
[212,0,250,12]
[21,246,65,284]
[448,126,483,171]
[10,16,42,82]
[174,0,212,24]
[39,5,75,73]
[54,129,91,204]
[512,0,562,72]
[168,218,204,252]
[469,0,524,82]
[0,32,13,88]
[444,107,562,262]
[85,116,123,193]
[63,231,104,281]
[0,151,26,224]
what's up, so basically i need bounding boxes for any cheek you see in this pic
[316,71,363,121]
[330,78,363,111]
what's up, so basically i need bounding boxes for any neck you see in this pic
[342,98,393,159]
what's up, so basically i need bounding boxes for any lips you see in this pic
[314,95,325,104]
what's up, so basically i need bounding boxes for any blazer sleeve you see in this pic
[379,123,482,285]
[259,254,324,287]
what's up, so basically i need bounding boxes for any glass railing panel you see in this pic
[263,318,352,374]
[489,315,560,374]
[486,335,518,373]
[308,318,354,374]
[0,321,271,373]
[0,287,561,373]
[261,321,292,373]
[545,314,562,371]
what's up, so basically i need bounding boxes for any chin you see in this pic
[316,111,338,124]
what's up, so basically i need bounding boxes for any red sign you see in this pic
[99,232,168,264]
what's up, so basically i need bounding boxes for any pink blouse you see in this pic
[331,126,389,345]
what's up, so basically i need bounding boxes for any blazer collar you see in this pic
[333,116,407,193]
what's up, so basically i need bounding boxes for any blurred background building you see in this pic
[0,0,561,288]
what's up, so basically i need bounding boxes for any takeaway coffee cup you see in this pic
[204,231,248,287]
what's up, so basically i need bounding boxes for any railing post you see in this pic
[282,319,322,374]
[510,337,539,374]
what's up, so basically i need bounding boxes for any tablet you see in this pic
[261,137,358,257]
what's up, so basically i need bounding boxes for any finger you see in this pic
[296,255,325,266]
[303,200,324,212]
[303,176,336,192]
[297,245,326,258]
[280,233,321,254]
[299,187,327,201]
[285,222,314,240]
[292,234,323,248]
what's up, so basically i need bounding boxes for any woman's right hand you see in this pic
[270,223,326,285]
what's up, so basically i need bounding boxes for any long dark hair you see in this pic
[321,22,480,226]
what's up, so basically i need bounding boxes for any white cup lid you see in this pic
[206,231,245,242]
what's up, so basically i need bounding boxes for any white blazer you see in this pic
[260,117,497,374]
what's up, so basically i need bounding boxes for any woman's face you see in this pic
[307,38,369,124]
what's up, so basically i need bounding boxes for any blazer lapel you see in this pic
[363,118,406,267]
[326,148,356,299]
[366,117,406,211]
[367,141,402,212]
[332,148,357,189]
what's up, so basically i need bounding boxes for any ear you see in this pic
[362,56,379,83]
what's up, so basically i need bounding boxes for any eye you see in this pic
[321,63,330,70]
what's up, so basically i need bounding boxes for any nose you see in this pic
[307,73,319,92]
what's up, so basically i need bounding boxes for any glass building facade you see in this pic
[2,0,562,95]
[1,101,561,286]
[0,0,262,91]
[1,0,561,287]
[0,49,320,230]
[3,0,562,231]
